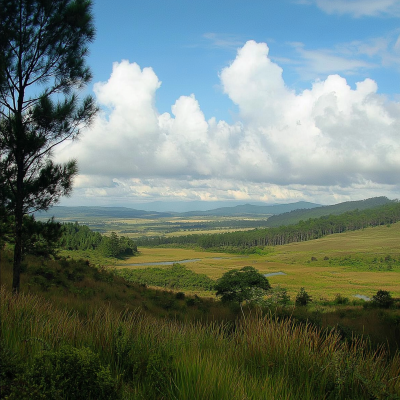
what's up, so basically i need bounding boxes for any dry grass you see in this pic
[115,223,400,299]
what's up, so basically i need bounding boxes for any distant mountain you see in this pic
[36,198,389,222]
[36,201,321,220]
[122,200,273,213]
[182,201,320,217]
[35,206,175,220]
[265,197,394,227]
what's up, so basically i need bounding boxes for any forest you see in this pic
[59,222,138,258]
[136,201,400,251]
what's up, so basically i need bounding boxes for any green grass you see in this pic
[112,222,400,300]
[2,287,400,399]
[2,221,400,398]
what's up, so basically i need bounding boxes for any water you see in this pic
[353,294,371,301]
[120,258,201,267]
[264,272,287,277]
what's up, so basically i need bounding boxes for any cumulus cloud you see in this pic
[56,41,400,205]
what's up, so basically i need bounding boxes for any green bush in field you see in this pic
[0,341,25,398]
[295,287,312,306]
[118,263,214,291]
[215,266,271,305]
[334,293,350,305]
[26,345,119,399]
[372,290,394,308]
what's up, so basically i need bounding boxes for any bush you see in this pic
[215,266,271,305]
[295,287,312,306]
[334,293,349,305]
[175,291,185,300]
[372,290,394,308]
[0,341,25,398]
[27,345,119,399]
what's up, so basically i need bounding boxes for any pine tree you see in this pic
[0,0,98,293]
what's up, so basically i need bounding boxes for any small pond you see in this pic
[264,272,287,277]
[353,294,371,301]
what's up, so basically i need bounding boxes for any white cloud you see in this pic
[56,41,400,205]
[307,0,400,17]
[276,32,400,83]
[203,33,244,49]
[289,42,376,80]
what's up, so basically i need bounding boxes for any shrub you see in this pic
[0,341,25,398]
[175,291,185,300]
[334,293,349,305]
[295,287,312,306]
[372,290,394,308]
[27,345,119,399]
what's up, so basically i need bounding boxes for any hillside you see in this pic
[35,201,321,221]
[35,206,175,220]
[265,196,394,227]
[182,201,320,217]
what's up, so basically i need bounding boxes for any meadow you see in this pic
[113,222,400,300]
[36,213,270,238]
[2,286,400,399]
[2,220,400,398]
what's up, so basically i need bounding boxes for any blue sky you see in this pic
[56,0,400,208]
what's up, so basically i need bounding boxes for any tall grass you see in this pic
[2,287,399,399]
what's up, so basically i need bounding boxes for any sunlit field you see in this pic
[116,223,400,300]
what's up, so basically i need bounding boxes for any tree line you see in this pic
[59,222,138,258]
[136,201,400,251]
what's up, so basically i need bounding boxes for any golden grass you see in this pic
[115,223,400,300]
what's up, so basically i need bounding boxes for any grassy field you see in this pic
[2,221,400,398]
[37,214,269,237]
[114,223,400,300]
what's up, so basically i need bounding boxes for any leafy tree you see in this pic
[372,290,394,308]
[0,0,98,293]
[295,287,312,306]
[101,232,120,258]
[214,266,271,305]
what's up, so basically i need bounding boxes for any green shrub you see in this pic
[175,291,185,300]
[372,290,394,308]
[334,293,349,305]
[146,351,174,396]
[27,345,119,399]
[295,287,312,306]
[0,341,25,398]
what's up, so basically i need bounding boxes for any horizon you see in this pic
[53,0,400,207]
[40,196,396,214]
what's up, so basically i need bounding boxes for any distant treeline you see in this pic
[136,201,400,251]
[119,218,271,235]
[59,223,138,258]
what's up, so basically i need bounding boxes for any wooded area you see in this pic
[136,201,400,251]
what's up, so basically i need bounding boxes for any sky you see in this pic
[55,0,400,209]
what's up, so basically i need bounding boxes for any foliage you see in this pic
[117,263,214,291]
[372,290,394,308]
[5,345,119,400]
[136,201,400,252]
[2,287,400,399]
[59,222,138,258]
[295,287,312,306]
[0,340,25,398]
[265,285,291,306]
[0,0,97,293]
[334,293,350,305]
[21,216,63,258]
[215,266,271,305]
